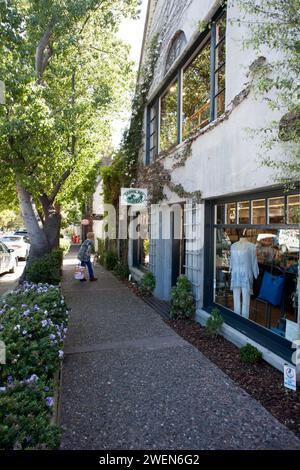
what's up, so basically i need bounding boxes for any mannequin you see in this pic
[230,235,259,319]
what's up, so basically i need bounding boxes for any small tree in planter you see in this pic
[139,272,156,296]
[170,275,195,319]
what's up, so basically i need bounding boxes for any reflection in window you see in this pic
[226,203,236,224]
[287,195,300,224]
[216,204,226,224]
[214,12,226,118]
[160,81,178,152]
[252,199,266,224]
[214,226,299,337]
[268,197,285,224]
[149,103,158,163]
[182,41,211,139]
[238,201,250,224]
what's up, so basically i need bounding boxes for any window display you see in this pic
[214,194,299,340]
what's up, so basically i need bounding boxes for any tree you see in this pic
[233,0,300,182]
[0,0,138,262]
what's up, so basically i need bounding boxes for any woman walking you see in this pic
[77,232,98,282]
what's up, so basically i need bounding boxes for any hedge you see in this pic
[0,281,69,449]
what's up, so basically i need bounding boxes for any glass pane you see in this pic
[287,195,300,224]
[214,227,299,337]
[182,41,211,140]
[268,197,285,224]
[215,39,225,69]
[216,90,225,117]
[160,81,178,152]
[252,199,266,224]
[226,203,236,224]
[238,201,250,224]
[216,204,225,224]
[216,13,226,44]
[215,64,225,95]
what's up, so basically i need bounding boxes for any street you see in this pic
[0,260,25,297]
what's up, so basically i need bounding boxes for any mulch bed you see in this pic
[166,319,300,439]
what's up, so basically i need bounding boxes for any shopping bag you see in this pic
[74,264,86,280]
[258,271,285,306]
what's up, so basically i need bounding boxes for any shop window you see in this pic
[251,199,266,224]
[226,202,236,224]
[182,41,211,139]
[159,80,178,152]
[213,192,299,344]
[165,31,187,74]
[216,204,226,224]
[268,197,285,224]
[238,201,250,224]
[287,195,300,224]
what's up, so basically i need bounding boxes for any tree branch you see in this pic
[49,168,72,203]
[35,21,56,81]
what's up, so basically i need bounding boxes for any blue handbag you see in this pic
[258,271,285,306]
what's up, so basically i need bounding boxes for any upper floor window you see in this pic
[182,40,211,140]
[160,79,178,152]
[146,9,227,163]
[165,31,187,74]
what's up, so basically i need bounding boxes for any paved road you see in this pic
[0,260,25,297]
[60,248,300,450]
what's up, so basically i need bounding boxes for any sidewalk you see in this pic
[60,248,300,450]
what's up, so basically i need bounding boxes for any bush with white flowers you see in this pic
[0,281,69,449]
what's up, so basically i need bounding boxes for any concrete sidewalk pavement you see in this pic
[60,248,300,450]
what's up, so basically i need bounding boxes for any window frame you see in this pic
[145,7,227,164]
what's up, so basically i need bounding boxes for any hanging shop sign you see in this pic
[120,188,147,206]
[284,364,297,391]
[81,219,90,226]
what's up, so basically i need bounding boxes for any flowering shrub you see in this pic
[0,281,69,449]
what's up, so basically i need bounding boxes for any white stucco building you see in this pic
[128,0,299,370]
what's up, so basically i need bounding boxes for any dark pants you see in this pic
[81,260,95,280]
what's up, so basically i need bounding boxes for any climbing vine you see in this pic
[101,34,161,205]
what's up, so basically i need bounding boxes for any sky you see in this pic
[111,0,148,148]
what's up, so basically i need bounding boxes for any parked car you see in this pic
[14,229,28,236]
[0,235,30,260]
[0,241,17,274]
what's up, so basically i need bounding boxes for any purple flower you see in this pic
[58,350,64,359]
[34,305,40,311]
[41,320,48,327]
[21,304,27,308]
[7,375,13,384]
[44,386,49,392]
[45,396,54,407]
[23,310,30,317]
[49,333,56,340]
[27,374,38,383]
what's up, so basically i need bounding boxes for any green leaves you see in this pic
[0,0,138,214]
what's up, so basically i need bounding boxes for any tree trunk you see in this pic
[16,182,50,263]
[41,197,62,250]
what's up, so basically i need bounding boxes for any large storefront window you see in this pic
[159,80,178,152]
[182,41,211,139]
[214,194,299,343]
